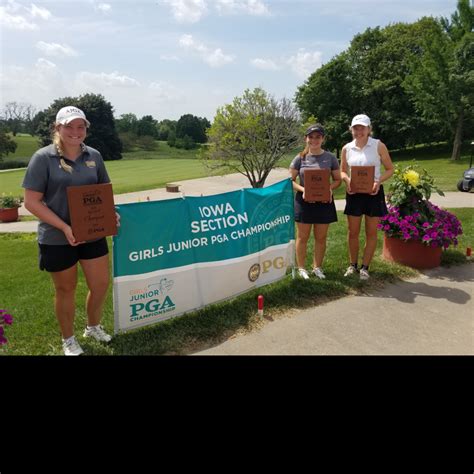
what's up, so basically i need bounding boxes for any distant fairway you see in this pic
[0,159,209,195]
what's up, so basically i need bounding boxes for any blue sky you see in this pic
[0,0,459,121]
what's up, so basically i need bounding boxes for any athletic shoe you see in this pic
[83,325,112,343]
[359,268,370,280]
[296,268,310,280]
[312,267,326,279]
[63,336,84,356]
[344,265,358,277]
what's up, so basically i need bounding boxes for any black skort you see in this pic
[38,238,109,272]
[294,192,338,224]
[344,185,388,217]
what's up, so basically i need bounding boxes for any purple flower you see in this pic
[2,313,13,325]
[0,334,7,345]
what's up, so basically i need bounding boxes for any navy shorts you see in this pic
[38,238,109,272]
[344,185,388,217]
[294,192,338,224]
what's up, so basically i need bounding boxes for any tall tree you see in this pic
[0,125,17,160]
[116,113,138,134]
[404,0,474,160]
[1,102,37,136]
[36,93,122,161]
[176,114,207,143]
[296,18,445,153]
[157,119,176,141]
[136,115,158,138]
[204,87,301,188]
[295,52,355,155]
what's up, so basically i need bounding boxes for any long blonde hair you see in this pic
[52,126,86,174]
[299,144,311,160]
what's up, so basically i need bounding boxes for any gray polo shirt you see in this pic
[290,151,339,187]
[22,144,111,245]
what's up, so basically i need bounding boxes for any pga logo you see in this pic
[129,295,175,319]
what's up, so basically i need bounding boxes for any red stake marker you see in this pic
[258,295,264,316]
[467,247,472,257]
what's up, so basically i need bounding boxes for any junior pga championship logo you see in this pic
[128,277,176,322]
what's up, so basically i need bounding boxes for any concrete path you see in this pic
[1,168,473,233]
[193,263,474,355]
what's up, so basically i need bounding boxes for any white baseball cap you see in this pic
[56,106,90,127]
[351,114,371,127]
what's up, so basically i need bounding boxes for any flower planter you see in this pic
[0,207,19,223]
[382,235,441,269]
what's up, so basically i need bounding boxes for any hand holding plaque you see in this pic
[350,166,375,194]
[304,168,331,202]
[67,183,117,242]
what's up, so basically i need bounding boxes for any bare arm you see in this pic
[24,189,83,246]
[289,167,304,193]
[371,141,394,195]
[340,147,354,194]
[377,141,394,184]
[331,169,341,190]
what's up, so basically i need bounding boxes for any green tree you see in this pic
[0,126,17,160]
[157,119,177,141]
[296,18,445,153]
[116,113,138,134]
[295,52,355,155]
[136,115,158,138]
[404,0,474,160]
[36,93,122,161]
[176,114,207,143]
[204,87,301,188]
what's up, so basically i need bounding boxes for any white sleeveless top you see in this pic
[344,136,382,181]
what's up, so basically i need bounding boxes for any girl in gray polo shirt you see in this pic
[22,106,118,355]
[289,124,341,280]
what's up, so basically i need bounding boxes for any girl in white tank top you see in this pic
[340,114,394,280]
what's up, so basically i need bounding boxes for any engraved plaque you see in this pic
[304,168,331,202]
[350,166,375,194]
[67,183,117,242]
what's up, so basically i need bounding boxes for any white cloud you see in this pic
[162,0,207,23]
[287,49,322,79]
[0,6,37,30]
[29,3,52,20]
[250,58,280,71]
[95,3,112,13]
[179,34,234,67]
[0,1,52,30]
[160,54,181,62]
[149,81,184,101]
[0,59,67,108]
[36,41,79,58]
[77,71,141,88]
[216,0,269,16]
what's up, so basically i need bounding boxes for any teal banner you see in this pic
[113,178,294,277]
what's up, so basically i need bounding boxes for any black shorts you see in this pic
[344,185,388,217]
[294,192,338,224]
[38,238,109,272]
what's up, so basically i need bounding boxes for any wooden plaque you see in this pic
[67,183,117,242]
[350,166,375,194]
[304,168,331,202]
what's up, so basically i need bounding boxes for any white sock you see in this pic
[63,335,75,343]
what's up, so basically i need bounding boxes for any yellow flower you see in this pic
[403,170,420,187]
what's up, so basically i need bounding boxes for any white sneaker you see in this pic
[312,267,326,279]
[344,265,358,277]
[296,268,310,280]
[83,325,112,343]
[62,336,84,356]
[359,268,370,280]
